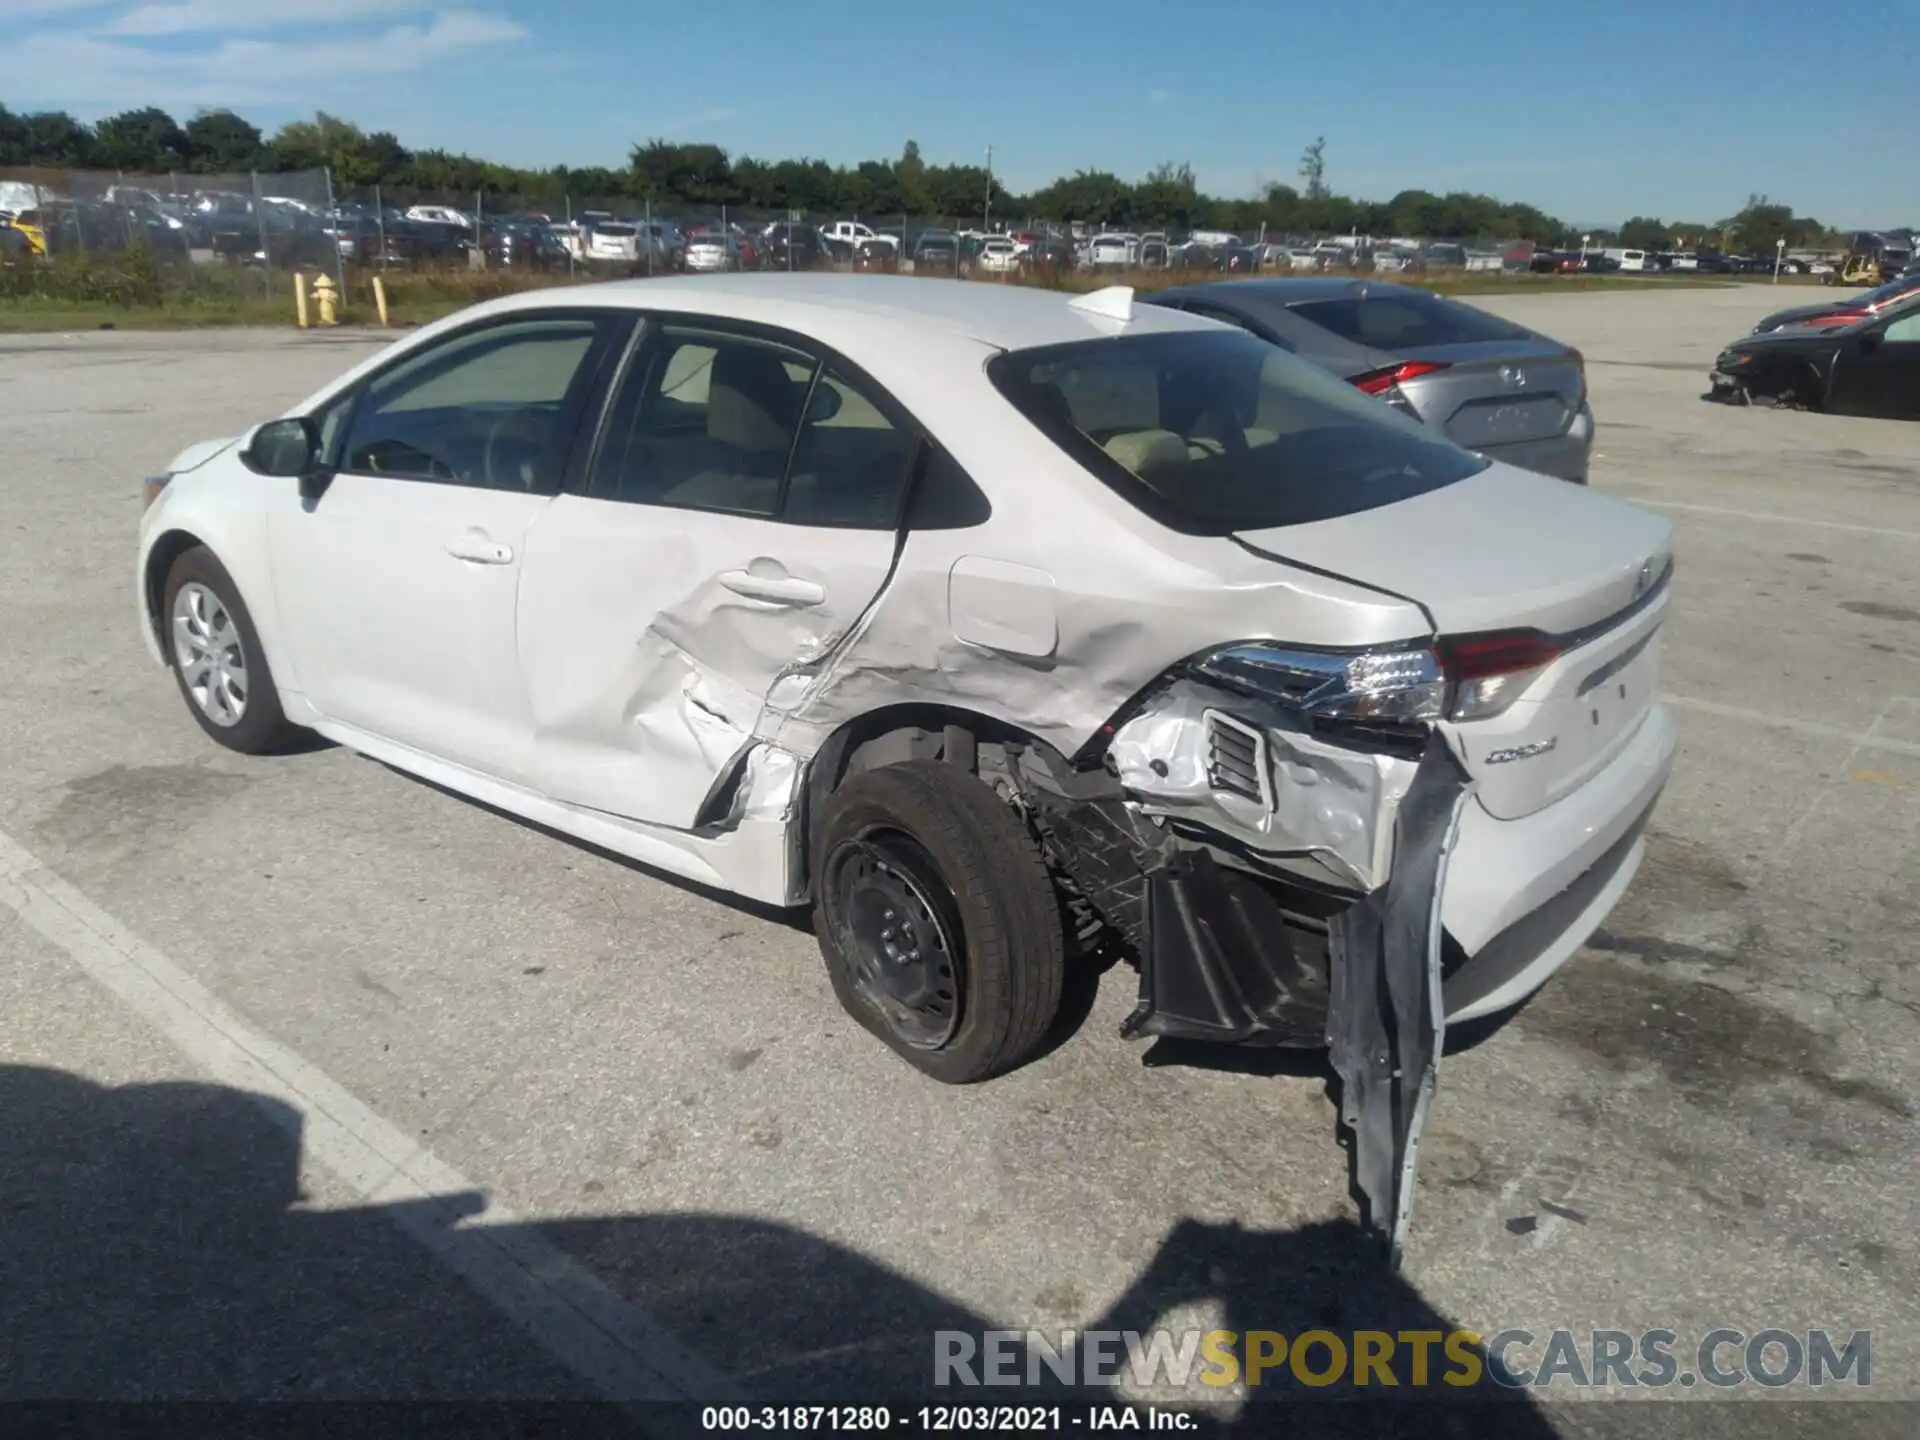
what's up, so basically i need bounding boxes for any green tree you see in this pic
[184,109,267,173]
[1618,216,1671,251]
[1298,135,1328,202]
[270,112,407,184]
[19,110,94,166]
[90,106,189,173]
[630,140,735,205]
[895,139,930,214]
[1730,193,1794,254]
[0,104,29,166]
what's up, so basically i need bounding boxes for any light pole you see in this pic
[983,144,993,234]
[1773,237,1785,284]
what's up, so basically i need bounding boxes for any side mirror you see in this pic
[805,383,843,424]
[244,417,319,477]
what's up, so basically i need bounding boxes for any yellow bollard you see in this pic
[293,272,309,329]
[312,273,340,327]
[371,274,390,328]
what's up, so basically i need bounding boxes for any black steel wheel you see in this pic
[813,760,1064,1083]
[823,829,963,1051]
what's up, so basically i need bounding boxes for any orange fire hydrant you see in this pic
[312,273,340,326]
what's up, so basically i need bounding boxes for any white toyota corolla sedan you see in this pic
[137,274,1674,1253]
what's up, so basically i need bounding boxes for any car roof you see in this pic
[480,273,1214,351]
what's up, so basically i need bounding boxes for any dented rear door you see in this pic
[515,323,908,829]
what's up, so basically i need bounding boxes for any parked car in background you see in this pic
[585,221,645,266]
[684,231,743,272]
[820,220,898,260]
[1019,236,1076,276]
[483,219,569,270]
[911,230,960,276]
[1711,294,1920,418]
[852,238,898,273]
[1143,277,1595,483]
[975,237,1018,274]
[760,221,825,270]
[1087,233,1138,269]
[137,273,1675,1258]
[405,205,473,230]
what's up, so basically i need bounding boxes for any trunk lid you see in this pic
[1386,339,1584,448]
[1236,464,1673,819]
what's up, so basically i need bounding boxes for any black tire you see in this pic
[814,761,1065,1084]
[161,546,300,754]
[1793,363,1825,413]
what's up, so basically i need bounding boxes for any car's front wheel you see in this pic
[814,760,1065,1084]
[162,545,300,754]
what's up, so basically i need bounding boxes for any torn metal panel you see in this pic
[1106,680,1420,890]
[1326,734,1470,1268]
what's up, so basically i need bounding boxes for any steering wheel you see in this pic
[480,408,549,490]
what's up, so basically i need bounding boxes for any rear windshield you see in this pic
[1290,291,1531,349]
[596,224,635,236]
[988,329,1487,534]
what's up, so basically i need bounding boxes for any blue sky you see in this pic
[3,0,1914,226]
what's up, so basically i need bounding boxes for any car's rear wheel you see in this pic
[162,546,300,754]
[814,761,1064,1084]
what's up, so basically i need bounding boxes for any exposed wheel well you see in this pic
[798,704,1062,901]
[144,529,207,646]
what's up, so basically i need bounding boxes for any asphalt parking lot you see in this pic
[1,284,1915,1432]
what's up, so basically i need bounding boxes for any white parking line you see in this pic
[1626,498,1920,541]
[1663,694,1920,759]
[0,826,736,1408]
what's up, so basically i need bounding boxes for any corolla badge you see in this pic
[1485,737,1558,765]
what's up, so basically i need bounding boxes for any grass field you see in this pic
[0,256,1835,333]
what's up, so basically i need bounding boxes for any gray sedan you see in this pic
[1143,278,1594,483]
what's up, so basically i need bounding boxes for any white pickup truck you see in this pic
[820,220,899,253]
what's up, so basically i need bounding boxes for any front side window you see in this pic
[989,329,1487,533]
[339,316,613,491]
[1881,309,1920,343]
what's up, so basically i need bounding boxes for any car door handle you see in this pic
[445,531,514,565]
[717,569,825,606]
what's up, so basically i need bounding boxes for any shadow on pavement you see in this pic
[0,1061,1575,1434]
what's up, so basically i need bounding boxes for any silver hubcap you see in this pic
[171,581,247,727]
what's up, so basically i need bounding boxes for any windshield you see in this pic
[988,329,1488,534]
[1290,290,1532,348]
[1862,278,1920,307]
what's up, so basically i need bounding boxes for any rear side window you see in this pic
[1290,291,1530,348]
[591,327,815,516]
[988,329,1486,534]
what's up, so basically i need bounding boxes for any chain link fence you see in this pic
[1,165,342,296]
[4,165,1530,302]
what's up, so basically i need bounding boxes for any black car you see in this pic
[760,221,825,271]
[1750,275,1920,334]
[1709,294,1920,418]
[911,230,959,275]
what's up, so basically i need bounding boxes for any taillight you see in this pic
[1351,360,1450,396]
[1439,630,1562,720]
[1569,348,1587,406]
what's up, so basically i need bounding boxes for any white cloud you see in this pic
[0,6,528,110]
[106,0,417,36]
